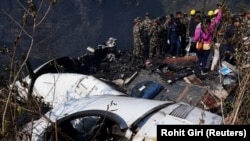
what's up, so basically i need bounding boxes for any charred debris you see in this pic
[24,36,249,124]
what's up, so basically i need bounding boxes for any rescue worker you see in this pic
[148,19,160,58]
[167,18,182,57]
[163,15,172,54]
[187,9,198,54]
[221,17,241,65]
[142,12,152,58]
[157,16,165,57]
[194,7,222,74]
[207,8,222,70]
[133,17,144,57]
[163,15,172,29]
[204,10,215,69]
[176,11,187,56]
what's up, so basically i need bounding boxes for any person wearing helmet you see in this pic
[187,9,199,54]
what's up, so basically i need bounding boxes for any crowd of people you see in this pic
[132,3,250,74]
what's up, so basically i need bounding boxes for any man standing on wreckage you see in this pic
[220,16,241,65]
[133,17,144,58]
[194,4,223,75]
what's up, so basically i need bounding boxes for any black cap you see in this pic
[232,16,240,22]
[145,12,150,16]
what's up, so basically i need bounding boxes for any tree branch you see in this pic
[2,38,34,135]
[35,5,51,28]
[36,0,45,14]
[2,9,32,39]
[1,0,55,136]
[17,0,31,15]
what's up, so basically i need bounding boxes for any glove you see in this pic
[185,43,191,52]
[167,40,170,45]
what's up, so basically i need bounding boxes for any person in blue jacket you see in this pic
[167,18,181,57]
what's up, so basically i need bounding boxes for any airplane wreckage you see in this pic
[15,37,245,140]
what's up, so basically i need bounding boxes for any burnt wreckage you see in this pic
[15,37,239,140]
[22,37,236,110]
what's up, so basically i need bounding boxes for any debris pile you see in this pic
[12,36,248,133]
[71,38,244,119]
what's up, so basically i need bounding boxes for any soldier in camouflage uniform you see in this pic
[133,17,144,57]
[148,19,160,58]
[142,12,152,58]
[157,17,165,57]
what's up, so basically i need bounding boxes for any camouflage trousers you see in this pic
[149,39,160,58]
[133,39,144,57]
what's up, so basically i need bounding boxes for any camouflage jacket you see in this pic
[149,24,160,40]
[133,23,144,38]
[142,18,152,32]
